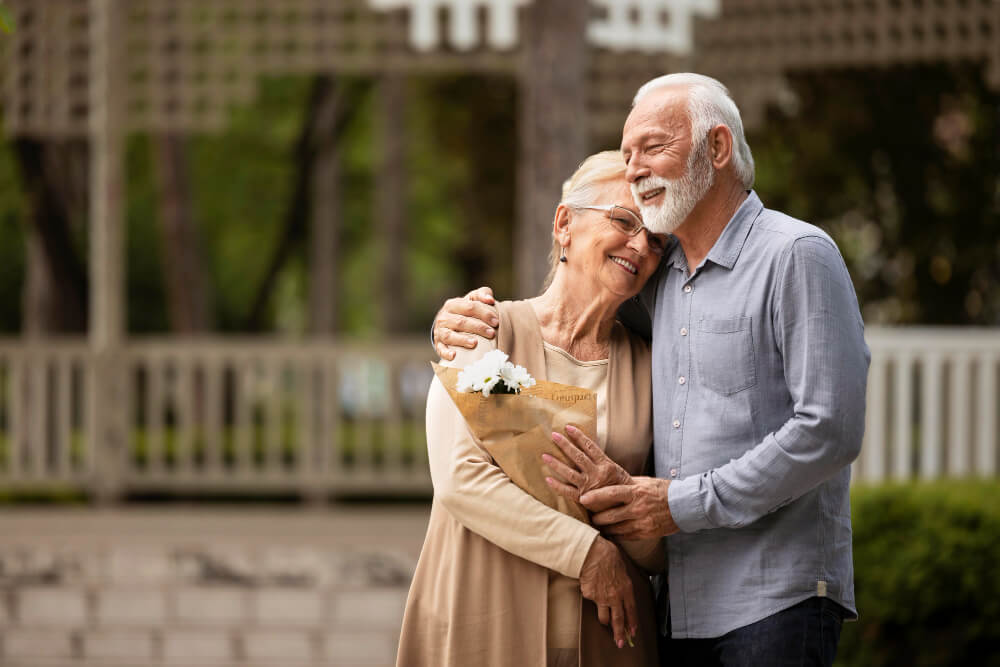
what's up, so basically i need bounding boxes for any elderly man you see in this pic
[433,73,869,666]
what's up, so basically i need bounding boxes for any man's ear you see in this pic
[553,204,572,245]
[708,124,734,171]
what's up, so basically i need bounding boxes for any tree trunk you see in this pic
[246,76,356,332]
[308,76,344,335]
[152,132,214,333]
[377,74,408,334]
[14,138,90,335]
[516,0,589,297]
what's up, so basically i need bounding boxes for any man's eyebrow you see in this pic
[622,129,669,150]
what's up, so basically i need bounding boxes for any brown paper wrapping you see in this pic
[432,362,595,524]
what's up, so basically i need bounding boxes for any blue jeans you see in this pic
[659,597,845,667]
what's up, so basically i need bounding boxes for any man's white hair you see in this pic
[633,73,755,189]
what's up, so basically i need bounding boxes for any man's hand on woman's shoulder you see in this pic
[433,286,500,360]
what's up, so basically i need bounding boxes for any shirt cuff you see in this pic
[668,474,712,533]
[562,525,601,579]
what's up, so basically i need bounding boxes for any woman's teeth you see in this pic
[610,256,638,274]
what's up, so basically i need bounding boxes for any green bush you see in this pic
[838,481,1000,667]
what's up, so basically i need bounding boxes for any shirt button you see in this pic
[670,468,678,478]
[680,327,688,336]
[678,376,686,385]
[683,285,692,293]
[672,419,680,428]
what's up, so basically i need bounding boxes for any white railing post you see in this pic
[948,353,972,476]
[976,353,998,477]
[862,355,888,482]
[920,352,944,480]
[892,352,915,480]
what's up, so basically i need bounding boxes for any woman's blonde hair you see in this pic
[542,150,628,290]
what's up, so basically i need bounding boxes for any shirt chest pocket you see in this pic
[694,316,757,396]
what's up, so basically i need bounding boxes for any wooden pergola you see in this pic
[0,0,997,498]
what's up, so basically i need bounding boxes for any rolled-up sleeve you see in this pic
[669,235,870,532]
[427,338,600,577]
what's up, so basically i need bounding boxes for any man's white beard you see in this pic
[632,141,715,236]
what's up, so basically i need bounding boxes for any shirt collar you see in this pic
[704,190,762,271]
[664,190,762,273]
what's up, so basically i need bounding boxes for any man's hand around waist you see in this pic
[432,286,499,360]
[582,477,679,541]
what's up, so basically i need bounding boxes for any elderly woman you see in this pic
[397,151,666,667]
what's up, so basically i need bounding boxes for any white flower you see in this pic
[500,362,535,392]
[457,350,510,397]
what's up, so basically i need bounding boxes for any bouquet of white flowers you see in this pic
[455,349,536,397]
[432,353,595,523]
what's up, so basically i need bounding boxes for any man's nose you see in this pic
[625,158,649,184]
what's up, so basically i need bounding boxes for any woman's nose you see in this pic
[626,231,650,257]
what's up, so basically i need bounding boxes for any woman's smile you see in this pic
[609,255,639,275]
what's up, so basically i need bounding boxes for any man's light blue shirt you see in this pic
[635,191,870,638]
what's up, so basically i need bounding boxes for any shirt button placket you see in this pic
[670,279,694,491]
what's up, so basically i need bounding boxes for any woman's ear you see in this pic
[708,124,734,171]
[553,204,572,246]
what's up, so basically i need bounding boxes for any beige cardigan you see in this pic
[397,300,659,667]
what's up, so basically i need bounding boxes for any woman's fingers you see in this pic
[541,453,584,487]
[623,585,639,644]
[551,432,592,471]
[564,424,605,463]
[610,602,627,649]
[543,475,580,502]
[597,604,610,626]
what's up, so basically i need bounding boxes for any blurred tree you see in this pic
[308,76,345,335]
[516,0,588,297]
[406,75,517,316]
[377,73,408,335]
[153,133,214,333]
[753,65,1000,325]
[245,76,363,332]
[13,138,89,335]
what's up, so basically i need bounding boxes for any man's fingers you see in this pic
[544,476,581,502]
[598,519,641,535]
[464,286,496,306]
[611,603,627,649]
[436,326,480,351]
[439,312,496,340]
[541,454,584,487]
[433,340,457,361]
[580,485,633,513]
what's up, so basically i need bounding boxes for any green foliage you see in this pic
[838,481,1000,666]
[189,76,312,332]
[752,66,1000,325]
[0,4,14,34]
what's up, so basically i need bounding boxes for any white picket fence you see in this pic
[0,339,436,499]
[0,328,997,499]
[856,327,999,482]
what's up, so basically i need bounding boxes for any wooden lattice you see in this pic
[2,0,997,140]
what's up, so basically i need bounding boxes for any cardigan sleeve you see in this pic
[427,335,600,579]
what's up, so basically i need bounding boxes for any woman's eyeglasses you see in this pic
[577,205,669,256]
